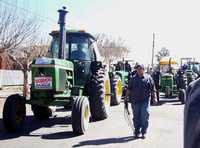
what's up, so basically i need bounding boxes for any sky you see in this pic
[1,0,200,65]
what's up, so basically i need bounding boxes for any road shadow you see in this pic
[0,115,78,140]
[172,103,184,106]
[41,131,78,140]
[155,95,181,106]
[72,136,135,147]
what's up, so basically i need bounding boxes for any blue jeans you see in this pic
[131,100,150,134]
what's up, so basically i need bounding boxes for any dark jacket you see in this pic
[151,71,160,89]
[128,73,155,103]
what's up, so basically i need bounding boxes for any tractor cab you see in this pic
[49,30,102,86]
[2,7,115,135]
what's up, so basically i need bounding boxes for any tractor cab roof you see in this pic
[159,57,178,65]
[49,30,96,41]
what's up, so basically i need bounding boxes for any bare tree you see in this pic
[0,7,39,53]
[0,5,46,96]
[95,33,130,63]
[9,44,49,97]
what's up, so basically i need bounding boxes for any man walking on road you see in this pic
[126,63,157,139]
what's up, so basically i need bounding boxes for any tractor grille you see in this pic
[59,69,67,91]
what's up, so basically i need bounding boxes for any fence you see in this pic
[0,70,31,87]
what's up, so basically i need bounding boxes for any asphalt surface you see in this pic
[0,96,183,148]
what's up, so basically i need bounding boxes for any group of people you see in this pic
[125,62,159,139]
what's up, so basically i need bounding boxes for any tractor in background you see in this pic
[159,57,186,103]
[180,58,199,85]
[109,59,134,103]
[2,7,121,135]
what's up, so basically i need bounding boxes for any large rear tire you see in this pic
[110,76,123,106]
[3,94,26,132]
[88,69,111,121]
[31,105,52,119]
[72,96,90,135]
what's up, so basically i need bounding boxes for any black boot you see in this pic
[134,129,140,138]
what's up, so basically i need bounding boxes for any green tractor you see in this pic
[2,7,121,135]
[159,58,186,103]
[109,59,133,103]
[180,58,198,85]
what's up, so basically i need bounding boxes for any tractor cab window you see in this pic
[50,38,69,58]
[71,43,87,60]
[50,38,59,58]
[50,33,96,61]
[68,36,95,61]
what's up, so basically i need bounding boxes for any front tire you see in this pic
[72,96,90,135]
[3,94,26,132]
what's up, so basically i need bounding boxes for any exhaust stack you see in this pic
[58,6,68,59]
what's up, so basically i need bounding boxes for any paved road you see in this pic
[0,96,183,148]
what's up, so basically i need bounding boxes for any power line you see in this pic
[0,0,57,23]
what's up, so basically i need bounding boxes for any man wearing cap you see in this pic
[126,63,157,139]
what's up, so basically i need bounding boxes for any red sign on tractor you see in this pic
[34,77,52,89]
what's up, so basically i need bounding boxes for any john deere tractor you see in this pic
[2,7,121,135]
[108,59,133,104]
[159,58,186,103]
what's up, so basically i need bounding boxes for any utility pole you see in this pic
[151,33,155,67]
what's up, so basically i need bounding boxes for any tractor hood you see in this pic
[31,57,74,93]
[32,57,74,70]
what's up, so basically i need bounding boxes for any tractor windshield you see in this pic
[50,32,98,61]
[50,38,69,58]
[69,36,94,61]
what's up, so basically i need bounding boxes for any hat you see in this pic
[135,63,144,69]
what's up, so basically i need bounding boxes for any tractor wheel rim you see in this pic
[84,105,89,120]
[104,79,111,105]
[83,104,90,131]
[116,80,123,97]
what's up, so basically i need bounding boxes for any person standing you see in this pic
[71,44,86,60]
[126,63,157,139]
[151,69,161,103]
[125,61,132,72]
